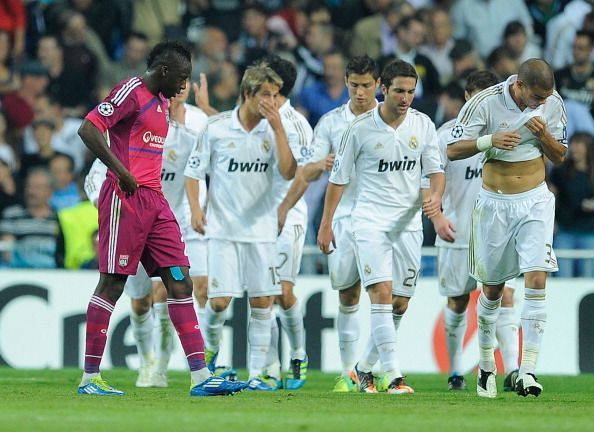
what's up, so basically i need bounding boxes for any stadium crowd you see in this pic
[0,0,594,278]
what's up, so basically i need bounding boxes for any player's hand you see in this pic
[324,154,335,171]
[582,198,594,212]
[422,194,442,219]
[492,131,522,150]
[431,212,456,243]
[317,223,336,255]
[193,74,210,110]
[191,208,207,234]
[118,171,138,195]
[259,99,282,130]
[525,116,548,139]
[277,204,288,235]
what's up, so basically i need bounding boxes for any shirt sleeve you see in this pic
[329,123,359,185]
[421,120,445,178]
[309,119,332,163]
[85,81,140,133]
[284,116,314,166]
[446,93,488,145]
[545,93,568,146]
[184,126,210,180]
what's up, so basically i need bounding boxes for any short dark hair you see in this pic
[504,20,526,39]
[127,31,148,43]
[397,14,423,32]
[465,70,499,94]
[380,59,417,87]
[147,40,191,69]
[518,58,555,90]
[486,46,514,69]
[50,152,75,173]
[442,82,464,101]
[259,55,297,96]
[346,55,379,80]
[575,30,594,46]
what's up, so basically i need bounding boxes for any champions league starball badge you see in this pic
[451,125,464,138]
[98,102,114,117]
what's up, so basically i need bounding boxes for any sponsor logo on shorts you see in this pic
[364,264,371,275]
[98,102,114,117]
[119,255,129,267]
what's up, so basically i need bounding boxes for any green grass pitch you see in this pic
[1,368,593,432]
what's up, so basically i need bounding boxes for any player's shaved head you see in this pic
[518,59,554,90]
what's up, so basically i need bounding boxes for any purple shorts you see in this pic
[98,179,189,276]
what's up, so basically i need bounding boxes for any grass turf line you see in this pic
[0,368,593,432]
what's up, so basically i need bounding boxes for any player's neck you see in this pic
[379,102,407,129]
[509,82,527,111]
[349,101,375,117]
[143,72,160,97]
[238,104,261,131]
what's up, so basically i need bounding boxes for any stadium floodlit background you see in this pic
[1,0,594,431]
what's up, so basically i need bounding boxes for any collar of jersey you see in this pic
[230,106,269,133]
[502,74,522,112]
[372,103,405,131]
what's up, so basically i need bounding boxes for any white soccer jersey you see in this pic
[184,103,209,136]
[310,101,367,221]
[330,105,443,232]
[447,75,568,162]
[434,118,483,249]
[184,107,282,243]
[274,100,313,228]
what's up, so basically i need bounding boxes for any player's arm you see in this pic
[78,120,137,194]
[185,177,207,234]
[303,154,334,181]
[525,116,567,165]
[192,74,219,117]
[303,123,333,181]
[317,182,344,255]
[261,100,296,180]
[278,167,308,234]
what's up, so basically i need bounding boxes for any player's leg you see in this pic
[497,283,519,391]
[514,184,557,397]
[329,217,361,392]
[265,305,281,386]
[124,264,155,387]
[151,280,173,387]
[193,275,208,327]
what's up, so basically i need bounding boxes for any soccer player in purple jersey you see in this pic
[76,41,247,397]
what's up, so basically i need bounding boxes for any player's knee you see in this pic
[210,296,231,312]
[524,272,547,289]
[447,294,470,313]
[501,287,515,307]
[392,296,410,315]
[95,273,126,303]
[170,277,193,299]
[339,285,360,306]
[131,297,151,315]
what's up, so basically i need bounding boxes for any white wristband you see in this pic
[476,134,493,152]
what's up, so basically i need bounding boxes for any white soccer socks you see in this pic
[265,308,281,379]
[496,306,519,374]
[370,304,401,382]
[248,307,272,379]
[153,302,174,373]
[278,301,306,360]
[337,303,359,377]
[130,309,154,368]
[204,300,226,353]
[477,292,502,372]
[519,288,546,376]
[444,307,467,376]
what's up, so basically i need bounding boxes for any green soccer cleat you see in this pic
[333,375,357,392]
[78,375,125,396]
[375,373,391,392]
[285,356,308,390]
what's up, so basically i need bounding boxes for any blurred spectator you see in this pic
[204,0,243,42]
[350,0,415,60]
[38,32,94,118]
[0,109,17,171]
[208,61,239,112]
[0,110,19,213]
[48,152,80,211]
[554,30,594,113]
[503,20,542,63]
[449,38,481,85]
[486,46,519,80]
[297,49,349,126]
[23,93,87,172]
[329,0,377,31]
[546,0,591,69]
[20,119,56,175]
[527,0,570,47]
[193,26,229,82]
[0,0,26,60]
[451,0,534,58]
[0,29,19,95]
[0,167,59,268]
[268,0,322,47]
[0,60,49,133]
[294,22,336,95]
[549,132,594,277]
[391,14,441,101]
[80,228,99,269]
[55,189,98,269]
[419,8,455,85]
[420,81,465,127]
[99,31,149,100]
[131,0,182,47]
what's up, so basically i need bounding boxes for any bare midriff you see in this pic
[483,157,545,194]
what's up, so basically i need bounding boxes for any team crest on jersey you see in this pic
[262,140,271,152]
[211,278,219,288]
[498,122,509,129]
[374,142,384,150]
[119,255,129,267]
[98,102,114,117]
[409,136,418,150]
[451,125,464,138]
[364,264,371,275]
[167,150,177,162]
[227,142,236,149]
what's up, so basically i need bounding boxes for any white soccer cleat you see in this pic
[135,364,153,388]
[477,368,497,398]
[515,373,543,397]
[151,371,168,388]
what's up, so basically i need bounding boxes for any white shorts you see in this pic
[470,183,558,285]
[124,263,152,299]
[207,239,280,298]
[181,222,207,277]
[353,229,423,297]
[437,247,477,297]
[276,224,306,284]
[328,217,360,290]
